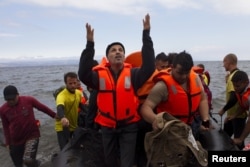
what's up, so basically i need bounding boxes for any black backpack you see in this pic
[53,86,65,100]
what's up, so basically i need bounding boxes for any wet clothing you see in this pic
[78,29,155,167]
[9,138,40,167]
[224,118,246,150]
[0,96,56,146]
[0,96,55,167]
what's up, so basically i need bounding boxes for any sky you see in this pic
[1,0,250,62]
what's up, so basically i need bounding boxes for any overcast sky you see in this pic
[1,0,250,61]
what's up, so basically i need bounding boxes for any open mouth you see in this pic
[115,55,122,59]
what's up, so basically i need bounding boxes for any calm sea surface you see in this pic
[1,60,250,125]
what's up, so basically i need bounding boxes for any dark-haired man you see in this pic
[55,72,82,150]
[140,51,210,134]
[0,85,56,167]
[78,14,155,167]
[225,71,250,148]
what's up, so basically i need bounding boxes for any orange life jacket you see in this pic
[137,69,171,104]
[93,62,140,128]
[137,70,159,104]
[192,66,204,74]
[193,67,213,110]
[77,87,87,103]
[154,70,202,124]
[236,85,250,110]
[77,87,88,113]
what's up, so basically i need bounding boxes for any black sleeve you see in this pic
[131,29,155,91]
[82,91,89,101]
[85,89,98,129]
[57,104,65,119]
[78,41,98,89]
[223,91,238,111]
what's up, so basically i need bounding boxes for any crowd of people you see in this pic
[1,13,250,167]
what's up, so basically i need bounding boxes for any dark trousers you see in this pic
[191,115,202,140]
[135,119,152,167]
[9,138,39,167]
[224,118,246,150]
[57,128,74,150]
[101,123,138,167]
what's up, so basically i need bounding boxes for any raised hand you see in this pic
[86,23,94,42]
[143,14,150,30]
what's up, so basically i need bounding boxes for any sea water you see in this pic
[1,60,250,125]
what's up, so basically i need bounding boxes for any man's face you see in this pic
[155,60,169,71]
[233,81,248,94]
[172,64,190,85]
[6,95,18,107]
[65,77,78,93]
[106,45,125,65]
[223,58,230,71]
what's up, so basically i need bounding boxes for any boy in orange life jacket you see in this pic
[78,14,155,167]
[226,71,250,147]
[140,51,210,133]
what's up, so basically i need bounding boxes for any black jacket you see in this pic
[78,29,155,92]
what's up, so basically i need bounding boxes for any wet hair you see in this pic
[172,51,193,72]
[167,52,177,65]
[156,52,168,62]
[231,70,249,83]
[64,72,78,83]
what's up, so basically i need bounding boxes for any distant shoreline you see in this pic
[1,59,249,68]
[0,59,79,67]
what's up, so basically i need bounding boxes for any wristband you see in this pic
[202,120,210,128]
